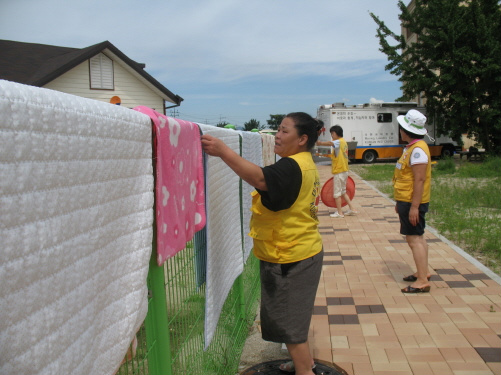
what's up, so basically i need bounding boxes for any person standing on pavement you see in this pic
[201,112,323,375]
[316,125,357,218]
[393,109,432,294]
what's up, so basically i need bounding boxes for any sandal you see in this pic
[403,274,431,282]
[279,360,316,373]
[401,285,430,293]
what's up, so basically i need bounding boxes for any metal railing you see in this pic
[117,237,259,375]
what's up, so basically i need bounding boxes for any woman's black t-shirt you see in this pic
[256,157,302,212]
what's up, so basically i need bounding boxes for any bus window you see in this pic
[377,113,392,122]
[397,111,406,144]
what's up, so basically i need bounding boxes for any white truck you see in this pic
[316,102,457,163]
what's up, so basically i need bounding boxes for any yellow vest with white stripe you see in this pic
[392,140,431,203]
[249,151,323,263]
[331,137,349,174]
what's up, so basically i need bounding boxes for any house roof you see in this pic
[0,39,183,105]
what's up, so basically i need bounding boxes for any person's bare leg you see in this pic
[335,196,343,215]
[406,235,429,288]
[343,193,355,212]
[285,342,315,375]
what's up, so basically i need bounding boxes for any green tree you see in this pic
[266,114,285,130]
[243,119,262,131]
[371,0,501,154]
[216,121,229,128]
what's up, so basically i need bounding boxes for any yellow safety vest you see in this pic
[392,140,431,203]
[249,152,323,263]
[331,137,349,174]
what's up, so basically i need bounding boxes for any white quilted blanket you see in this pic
[197,124,243,348]
[0,81,154,375]
[238,131,263,262]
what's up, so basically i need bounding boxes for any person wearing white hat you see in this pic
[393,109,432,293]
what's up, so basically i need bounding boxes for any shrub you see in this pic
[457,156,501,178]
[435,157,456,174]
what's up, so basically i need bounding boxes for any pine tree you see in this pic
[244,119,262,131]
[371,0,501,153]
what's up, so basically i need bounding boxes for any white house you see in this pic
[0,40,183,113]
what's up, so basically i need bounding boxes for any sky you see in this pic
[0,0,405,128]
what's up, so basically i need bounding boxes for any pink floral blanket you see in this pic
[134,106,206,265]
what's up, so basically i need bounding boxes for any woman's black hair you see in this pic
[399,125,425,139]
[285,112,323,150]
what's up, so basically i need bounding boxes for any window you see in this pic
[89,53,114,89]
[377,113,392,123]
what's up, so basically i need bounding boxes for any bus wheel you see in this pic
[441,146,454,158]
[362,150,377,163]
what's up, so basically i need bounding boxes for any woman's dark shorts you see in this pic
[396,201,429,236]
[259,250,323,344]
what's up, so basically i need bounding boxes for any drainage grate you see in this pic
[240,359,348,375]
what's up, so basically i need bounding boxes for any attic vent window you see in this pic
[90,53,114,89]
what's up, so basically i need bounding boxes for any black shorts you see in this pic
[259,250,323,344]
[396,201,429,236]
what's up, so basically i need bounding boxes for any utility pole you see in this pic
[169,109,179,118]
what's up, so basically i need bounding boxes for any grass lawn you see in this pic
[349,156,501,275]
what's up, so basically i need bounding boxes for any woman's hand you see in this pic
[201,134,228,157]
[200,134,267,190]
[409,206,419,226]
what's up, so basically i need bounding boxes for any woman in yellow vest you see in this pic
[201,113,323,375]
[394,109,432,294]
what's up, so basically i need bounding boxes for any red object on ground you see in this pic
[320,176,356,208]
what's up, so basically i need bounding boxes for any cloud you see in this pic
[0,0,401,83]
[0,0,403,123]
[150,58,395,88]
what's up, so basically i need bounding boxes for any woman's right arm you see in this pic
[316,140,332,146]
[201,134,267,191]
[409,163,427,225]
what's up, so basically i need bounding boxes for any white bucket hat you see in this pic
[397,109,427,135]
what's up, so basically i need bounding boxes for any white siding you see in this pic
[44,60,166,112]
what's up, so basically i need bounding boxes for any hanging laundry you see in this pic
[194,226,208,289]
[194,153,208,289]
[0,80,153,375]
[134,107,206,265]
[197,124,243,349]
[261,133,276,166]
[238,131,263,262]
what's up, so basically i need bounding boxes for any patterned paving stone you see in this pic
[309,166,501,375]
[474,347,501,363]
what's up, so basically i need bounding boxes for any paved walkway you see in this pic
[310,164,501,375]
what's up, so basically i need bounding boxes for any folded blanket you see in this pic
[134,106,206,265]
[0,80,153,375]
